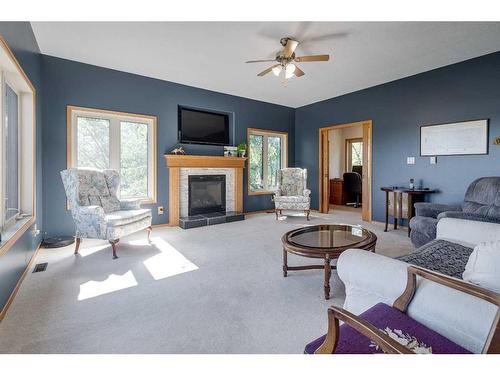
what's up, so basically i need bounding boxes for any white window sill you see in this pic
[0,216,34,255]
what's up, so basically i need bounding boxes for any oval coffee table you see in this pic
[282,224,377,300]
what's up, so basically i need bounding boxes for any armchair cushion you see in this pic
[120,198,142,210]
[100,196,121,213]
[274,195,310,204]
[304,303,470,354]
[409,216,438,239]
[463,241,500,293]
[279,168,305,196]
[414,202,460,219]
[104,209,152,227]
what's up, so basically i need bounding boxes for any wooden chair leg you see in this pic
[109,239,120,259]
[74,237,81,255]
[147,226,152,242]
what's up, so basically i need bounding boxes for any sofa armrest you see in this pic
[337,248,499,353]
[437,211,500,224]
[337,249,409,314]
[120,199,142,210]
[436,217,500,248]
[414,202,461,219]
[303,189,311,197]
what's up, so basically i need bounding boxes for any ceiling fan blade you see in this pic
[245,59,277,63]
[283,39,299,58]
[257,64,280,77]
[294,65,305,77]
[294,54,330,62]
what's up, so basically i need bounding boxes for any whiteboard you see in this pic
[420,119,488,156]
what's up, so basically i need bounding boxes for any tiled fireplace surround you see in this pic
[164,155,247,227]
[180,168,234,217]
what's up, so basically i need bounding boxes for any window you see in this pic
[68,106,157,203]
[0,37,36,249]
[346,138,363,173]
[247,128,288,194]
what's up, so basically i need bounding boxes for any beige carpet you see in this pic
[0,210,412,353]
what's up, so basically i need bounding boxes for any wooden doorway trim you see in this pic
[318,120,373,221]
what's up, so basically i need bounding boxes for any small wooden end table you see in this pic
[381,187,436,236]
[282,224,377,300]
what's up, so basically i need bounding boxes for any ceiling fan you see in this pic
[246,37,330,80]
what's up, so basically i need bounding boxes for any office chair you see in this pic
[343,172,362,208]
[352,165,362,175]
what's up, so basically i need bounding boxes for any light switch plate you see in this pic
[407,157,415,165]
[430,156,437,164]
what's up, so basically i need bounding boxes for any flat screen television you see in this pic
[178,107,230,146]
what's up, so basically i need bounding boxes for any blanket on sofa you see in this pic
[397,240,473,279]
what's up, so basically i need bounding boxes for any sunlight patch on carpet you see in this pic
[142,237,198,280]
[78,270,138,301]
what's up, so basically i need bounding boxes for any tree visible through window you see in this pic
[346,138,363,173]
[120,121,148,198]
[248,129,287,193]
[70,107,156,202]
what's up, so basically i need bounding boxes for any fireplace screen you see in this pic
[188,175,226,216]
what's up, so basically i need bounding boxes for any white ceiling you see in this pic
[31,22,500,108]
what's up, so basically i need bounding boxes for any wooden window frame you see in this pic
[247,128,288,196]
[0,36,36,257]
[67,105,157,204]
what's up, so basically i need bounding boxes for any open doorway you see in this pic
[318,120,372,221]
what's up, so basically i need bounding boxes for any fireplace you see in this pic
[188,175,226,216]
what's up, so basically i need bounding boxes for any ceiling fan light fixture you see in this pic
[285,63,296,79]
[272,65,282,76]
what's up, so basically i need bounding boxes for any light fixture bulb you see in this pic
[272,65,282,76]
[285,63,296,79]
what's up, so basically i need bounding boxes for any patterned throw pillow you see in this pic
[100,196,121,213]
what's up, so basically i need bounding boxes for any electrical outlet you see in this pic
[429,156,437,165]
[157,206,164,215]
[407,157,415,165]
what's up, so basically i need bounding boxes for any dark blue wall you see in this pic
[0,22,43,311]
[295,51,500,223]
[41,56,295,236]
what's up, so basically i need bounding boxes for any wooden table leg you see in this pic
[393,191,398,230]
[324,255,331,300]
[282,247,288,277]
[398,192,403,230]
[407,194,413,237]
[384,191,389,232]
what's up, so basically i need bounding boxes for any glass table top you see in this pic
[288,224,370,249]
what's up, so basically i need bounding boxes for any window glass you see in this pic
[120,121,148,198]
[267,136,281,189]
[351,141,363,166]
[249,134,264,191]
[248,130,287,193]
[76,116,110,169]
[4,84,19,223]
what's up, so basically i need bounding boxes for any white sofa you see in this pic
[337,218,500,353]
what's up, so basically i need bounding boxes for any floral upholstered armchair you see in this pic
[273,168,311,220]
[60,168,152,259]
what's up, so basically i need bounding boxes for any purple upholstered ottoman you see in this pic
[304,303,471,354]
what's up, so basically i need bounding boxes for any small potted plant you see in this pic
[237,143,247,157]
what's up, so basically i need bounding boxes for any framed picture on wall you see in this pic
[420,119,489,156]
